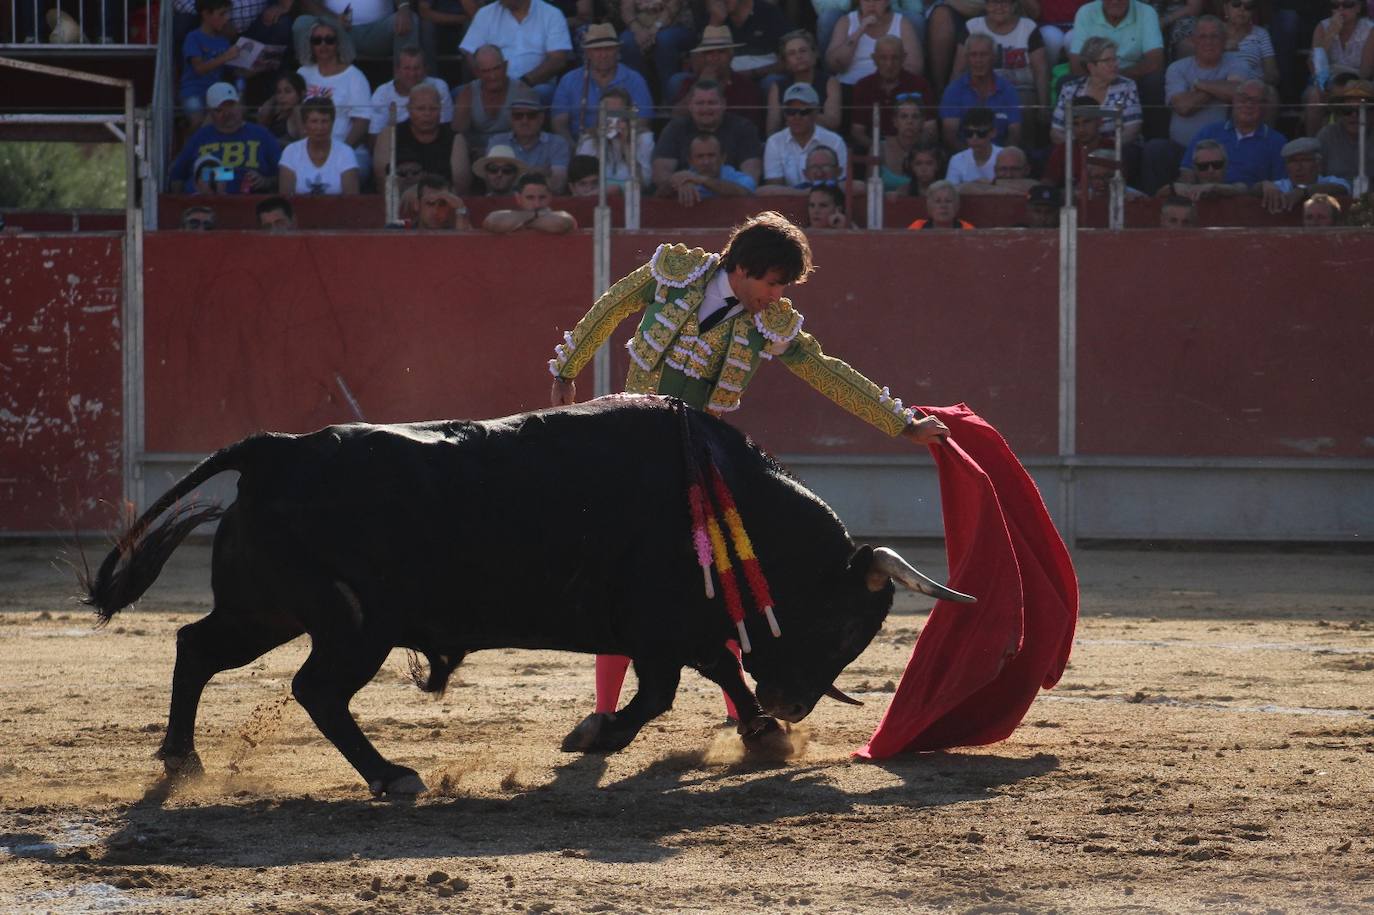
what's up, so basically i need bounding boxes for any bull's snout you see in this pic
[755,684,811,723]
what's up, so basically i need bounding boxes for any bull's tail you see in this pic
[83,433,287,623]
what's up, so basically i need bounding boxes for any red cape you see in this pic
[856,404,1078,757]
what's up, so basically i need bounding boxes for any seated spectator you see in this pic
[961,144,1039,193]
[756,144,843,195]
[1039,0,1093,67]
[1176,80,1286,189]
[1051,38,1141,146]
[256,196,296,230]
[850,35,935,151]
[454,46,540,157]
[567,154,603,195]
[652,80,764,193]
[953,0,1049,140]
[709,0,798,88]
[1159,194,1198,226]
[945,106,1002,184]
[293,0,421,64]
[1155,0,1203,58]
[669,132,758,205]
[1045,97,1114,186]
[472,143,527,195]
[1164,137,1246,199]
[373,83,473,192]
[483,172,578,233]
[828,0,924,89]
[908,179,975,227]
[669,26,767,133]
[552,23,654,144]
[279,96,362,195]
[900,141,947,196]
[1141,16,1248,192]
[367,47,454,141]
[806,181,849,228]
[767,30,844,135]
[573,87,655,190]
[170,83,281,194]
[180,205,217,229]
[170,0,293,71]
[459,0,573,107]
[1023,183,1062,227]
[1068,0,1164,137]
[763,83,849,188]
[940,34,1023,150]
[1301,1,1374,137]
[1222,0,1278,87]
[1316,80,1374,182]
[179,0,239,129]
[413,173,473,229]
[1083,147,1147,198]
[1259,136,1351,212]
[1303,192,1343,226]
[296,20,374,175]
[618,0,696,90]
[488,97,573,194]
[258,72,308,146]
[871,96,933,191]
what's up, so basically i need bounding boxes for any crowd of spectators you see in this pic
[169,0,1374,229]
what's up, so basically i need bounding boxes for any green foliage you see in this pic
[0,142,126,209]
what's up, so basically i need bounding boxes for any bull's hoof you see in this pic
[739,717,792,759]
[369,771,427,797]
[156,749,204,780]
[560,712,616,753]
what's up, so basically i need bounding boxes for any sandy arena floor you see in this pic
[1,539,1371,915]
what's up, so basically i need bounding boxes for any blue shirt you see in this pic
[939,73,1023,146]
[551,65,655,140]
[1183,122,1287,187]
[695,164,757,198]
[169,122,281,192]
[180,29,231,101]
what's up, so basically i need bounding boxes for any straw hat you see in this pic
[582,22,620,49]
[472,144,528,176]
[690,25,744,53]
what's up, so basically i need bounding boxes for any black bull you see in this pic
[86,396,971,796]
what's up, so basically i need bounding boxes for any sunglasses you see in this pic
[964,126,993,138]
[310,33,337,44]
[486,164,518,176]
[184,219,214,229]
[510,109,541,120]
[1194,159,1226,170]
[784,107,816,117]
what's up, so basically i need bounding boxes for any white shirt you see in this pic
[367,77,454,135]
[698,268,741,329]
[280,139,359,195]
[763,124,848,186]
[298,64,373,141]
[459,0,572,80]
[319,0,389,25]
[945,144,1003,185]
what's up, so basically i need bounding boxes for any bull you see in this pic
[86,396,972,796]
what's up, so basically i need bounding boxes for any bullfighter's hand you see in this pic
[551,377,576,406]
[903,415,949,445]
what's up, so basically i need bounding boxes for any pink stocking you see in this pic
[594,654,632,714]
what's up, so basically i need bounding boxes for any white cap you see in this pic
[206,82,240,109]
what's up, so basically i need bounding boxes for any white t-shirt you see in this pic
[459,0,572,80]
[945,144,1002,185]
[367,77,454,135]
[318,0,389,25]
[281,139,359,195]
[763,125,848,186]
[298,64,373,141]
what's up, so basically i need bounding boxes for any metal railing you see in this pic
[5,0,158,47]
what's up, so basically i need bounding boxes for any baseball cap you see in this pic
[206,82,239,109]
[783,83,820,106]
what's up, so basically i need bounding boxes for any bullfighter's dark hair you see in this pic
[300,95,336,122]
[720,211,813,285]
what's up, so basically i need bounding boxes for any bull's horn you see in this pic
[869,547,977,603]
[825,685,864,706]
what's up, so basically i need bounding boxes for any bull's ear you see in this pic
[846,544,877,584]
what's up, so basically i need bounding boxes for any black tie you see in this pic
[699,296,737,333]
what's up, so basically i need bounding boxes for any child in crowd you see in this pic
[180,0,240,128]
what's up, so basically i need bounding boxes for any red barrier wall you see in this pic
[0,235,124,533]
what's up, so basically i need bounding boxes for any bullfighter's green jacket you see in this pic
[547,243,914,436]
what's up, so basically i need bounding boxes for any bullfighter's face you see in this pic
[727,266,789,314]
